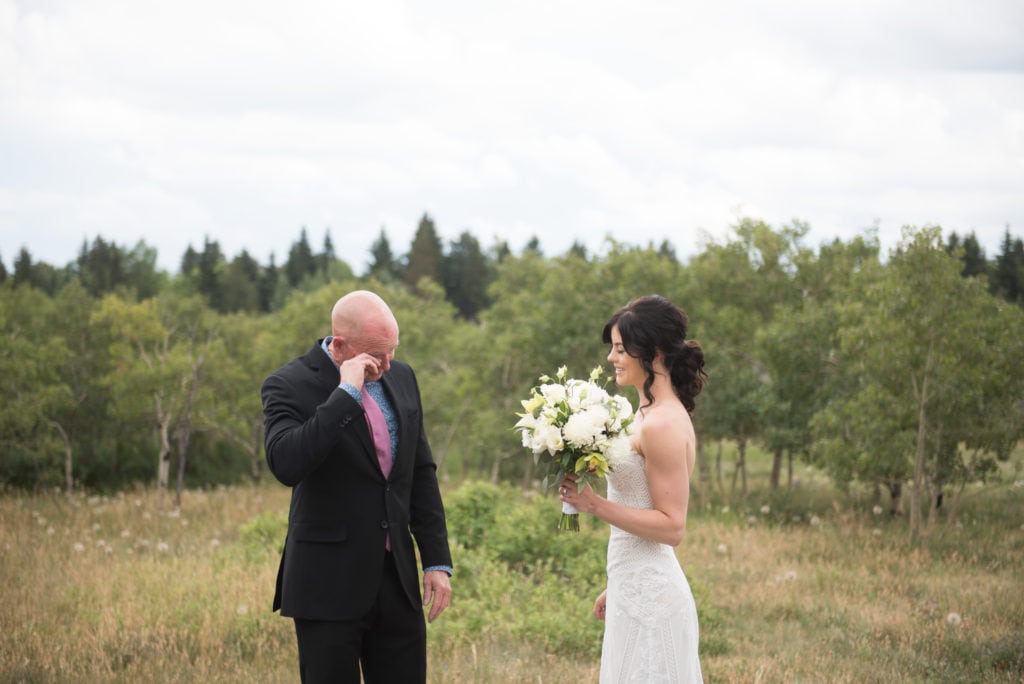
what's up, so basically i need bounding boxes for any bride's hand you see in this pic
[593,589,607,621]
[558,474,596,513]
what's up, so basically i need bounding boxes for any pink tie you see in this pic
[361,386,392,549]
[361,386,392,477]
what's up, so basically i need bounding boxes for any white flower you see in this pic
[785,571,798,581]
[605,434,632,467]
[539,383,566,404]
[73,543,85,553]
[156,541,170,553]
[873,505,884,516]
[716,543,728,554]
[872,528,882,536]
[946,612,962,626]
[237,605,249,616]
[534,423,564,454]
[810,515,821,526]
[563,407,609,447]
[760,505,771,515]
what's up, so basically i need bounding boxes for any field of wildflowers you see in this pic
[1,449,1022,682]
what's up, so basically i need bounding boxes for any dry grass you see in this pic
[2,466,1022,683]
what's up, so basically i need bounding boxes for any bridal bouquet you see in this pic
[514,365,634,532]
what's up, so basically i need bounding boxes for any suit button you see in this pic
[380,520,389,529]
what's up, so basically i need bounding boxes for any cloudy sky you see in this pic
[2,0,1022,273]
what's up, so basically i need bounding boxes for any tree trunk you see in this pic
[888,481,903,516]
[697,439,711,487]
[156,407,172,512]
[731,438,748,496]
[50,421,74,497]
[715,441,723,490]
[175,424,190,509]
[770,446,783,490]
[786,449,793,489]
[910,359,931,543]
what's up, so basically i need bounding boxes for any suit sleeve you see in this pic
[261,370,364,487]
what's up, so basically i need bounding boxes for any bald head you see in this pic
[331,290,397,337]
[329,291,400,382]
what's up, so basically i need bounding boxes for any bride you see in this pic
[560,295,706,683]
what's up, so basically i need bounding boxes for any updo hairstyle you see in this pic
[602,295,707,413]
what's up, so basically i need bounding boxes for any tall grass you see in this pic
[2,450,1022,682]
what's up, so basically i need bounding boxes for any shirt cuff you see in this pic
[423,565,453,576]
[338,383,361,402]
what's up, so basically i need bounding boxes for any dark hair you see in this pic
[602,295,707,413]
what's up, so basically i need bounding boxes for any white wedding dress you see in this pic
[600,449,703,683]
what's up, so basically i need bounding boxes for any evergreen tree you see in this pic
[404,213,443,289]
[259,254,279,313]
[992,228,1024,305]
[197,237,225,311]
[318,230,336,279]
[442,231,493,320]
[12,248,33,287]
[124,241,163,299]
[285,228,316,287]
[76,236,126,297]
[946,231,987,279]
[0,252,7,284]
[960,232,988,278]
[220,250,261,313]
[367,228,403,282]
[180,245,200,276]
[490,240,512,264]
[657,239,679,263]
[566,240,588,260]
[523,236,543,256]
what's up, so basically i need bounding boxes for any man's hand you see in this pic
[338,353,382,389]
[422,570,452,623]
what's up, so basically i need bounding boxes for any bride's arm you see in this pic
[562,412,691,546]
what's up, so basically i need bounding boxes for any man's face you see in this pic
[332,320,399,382]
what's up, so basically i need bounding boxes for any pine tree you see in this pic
[0,251,8,284]
[76,236,127,297]
[566,241,588,260]
[285,228,316,287]
[13,247,33,287]
[197,237,225,311]
[442,231,493,319]
[960,232,987,278]
[367,228,402,282]
[259,254,279,313]
[318,230,336,280]
[404,213,443,289]
[992,228,1024,305]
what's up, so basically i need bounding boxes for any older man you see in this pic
[261,290,453,683]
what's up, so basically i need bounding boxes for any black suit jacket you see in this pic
[261,341,452,620]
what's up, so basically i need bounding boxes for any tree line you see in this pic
[2,217,1022,539]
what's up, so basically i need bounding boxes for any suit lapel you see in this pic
[304,342,378,467]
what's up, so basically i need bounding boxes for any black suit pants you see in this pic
[293,552,426,684]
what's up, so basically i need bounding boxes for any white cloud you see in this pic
[1,0,1022,272]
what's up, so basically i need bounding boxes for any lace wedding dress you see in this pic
[600,450,703,683]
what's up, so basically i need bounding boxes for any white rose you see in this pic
[539,383,566,404]
[535,423,565,454]
[606,434,632,465]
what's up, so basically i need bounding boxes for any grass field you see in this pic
[1,446,1022,682]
